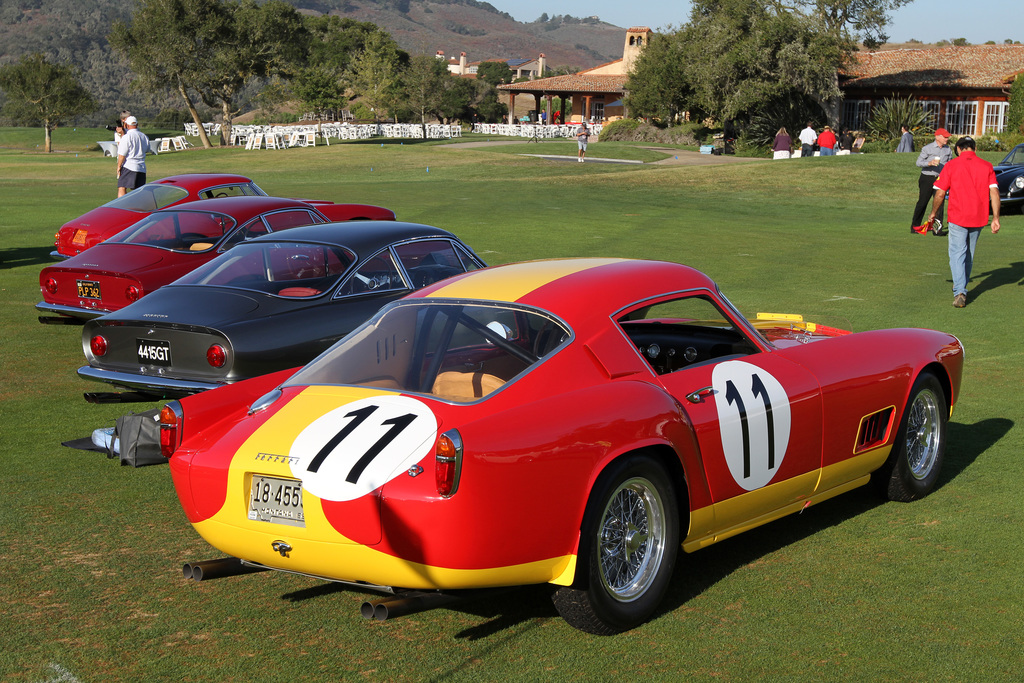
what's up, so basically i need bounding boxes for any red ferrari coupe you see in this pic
[159,259,963,634]
[51,173,388,259]
[38,196,395,322]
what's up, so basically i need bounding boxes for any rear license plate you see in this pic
[77,280,101,299]
[72,229,88,246]
[249,475,305,527]
[136,338,171,366]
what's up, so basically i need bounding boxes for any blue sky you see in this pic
[488,0,1018,46]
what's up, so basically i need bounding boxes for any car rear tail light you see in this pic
[159,401,183,458]
[90,335,108,357]
[44,278,58,295]
[125,285,141,303]
[206,344,227,368]
[435,429,463,497]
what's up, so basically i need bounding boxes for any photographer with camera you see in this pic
[105,110,132,143]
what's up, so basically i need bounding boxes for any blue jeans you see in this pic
[948,222,982,296]
[820,147,834,156]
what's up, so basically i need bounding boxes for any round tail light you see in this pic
[90,335,108,357]
[125,285,141,303]
[44,278,58,295]
[206,344,227,368]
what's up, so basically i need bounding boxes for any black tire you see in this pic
[552,454,679,634]
[875,372,947,502]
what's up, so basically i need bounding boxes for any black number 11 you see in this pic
[306,405,417,484]
[725,373,776,478]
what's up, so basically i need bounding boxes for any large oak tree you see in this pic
[0,53,96,152]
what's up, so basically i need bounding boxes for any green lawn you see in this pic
[0,130,1021,681]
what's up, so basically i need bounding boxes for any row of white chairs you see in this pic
[183,122,222,137]
[228,123,464,149]
[472,123,603,139]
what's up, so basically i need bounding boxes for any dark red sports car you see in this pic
[38,196,396,322]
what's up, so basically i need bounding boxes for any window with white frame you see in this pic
[842,100,871,130]
[983,102,1008,133]
[945,101,978,136]
[921,101,940,129]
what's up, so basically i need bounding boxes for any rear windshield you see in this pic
[285,301,571,402]
[177,241,355,297]
[103,184,189,212]
[107,212,235,252]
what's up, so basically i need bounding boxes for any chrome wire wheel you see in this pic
[905,387,942,480]
[597,476,667,602]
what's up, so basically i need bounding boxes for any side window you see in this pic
[200,185,247,199]
[221,218,270,250]
[394,240,468,288]
[264,210,320,231]
[454,243,483,271]
[617,295,758,374]
[335,249,407,297]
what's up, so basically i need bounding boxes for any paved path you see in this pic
[440,140,760,165]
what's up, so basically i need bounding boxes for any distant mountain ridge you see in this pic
[0,0,626,120]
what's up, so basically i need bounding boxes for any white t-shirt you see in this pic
[117,128,150,173]
[798,127,818,145]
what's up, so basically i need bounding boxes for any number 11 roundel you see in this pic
[288,395,439,502]
[711,360,792,491]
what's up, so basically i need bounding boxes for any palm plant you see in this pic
[867,97,932,141]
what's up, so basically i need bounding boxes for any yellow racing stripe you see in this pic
[428,258,627,302]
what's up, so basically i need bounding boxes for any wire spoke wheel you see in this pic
[597,477,666,601]
[905,387,942,480]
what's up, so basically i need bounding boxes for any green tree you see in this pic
[403,54,448,135]
[348,31,404,122]
[1005,74,1024,135]
[193,0,309,145]
[625,32,690,122]
[475,60,513,87]
[770,0,914,48]
[0,53,96,152]
[109,0,225,149]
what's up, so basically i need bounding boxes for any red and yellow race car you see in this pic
[161,258,963,634]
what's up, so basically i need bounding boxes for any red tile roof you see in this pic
[843,45,1024,89]
[497,74,628,94]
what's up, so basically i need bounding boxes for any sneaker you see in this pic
[953,293,966,308]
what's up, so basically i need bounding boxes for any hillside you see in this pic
[0,0,626,121]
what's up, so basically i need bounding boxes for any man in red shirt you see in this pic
[927,136,1000,308]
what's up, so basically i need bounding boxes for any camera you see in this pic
[105,121,122,132]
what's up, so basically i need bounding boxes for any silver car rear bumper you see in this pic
[77,365,223,395]
[36,301,108,320]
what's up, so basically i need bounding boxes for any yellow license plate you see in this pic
[77,280,101,299]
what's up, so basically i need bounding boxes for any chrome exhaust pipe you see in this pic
[183,558,270,581]
[361,591,463,620]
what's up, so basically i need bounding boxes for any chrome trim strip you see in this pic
[237,560,396,595]
[76,365,223,394]
[35,301,107,319]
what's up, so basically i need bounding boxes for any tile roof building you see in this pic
[840,45,1024,135]
[497,27,652,123]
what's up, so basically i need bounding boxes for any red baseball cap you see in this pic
[935,128,951,137]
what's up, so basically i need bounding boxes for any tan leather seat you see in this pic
[431,371,504,401]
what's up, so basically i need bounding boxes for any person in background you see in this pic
[576,124,590,162]
[895,123,915,153]
[772,127,792,159]
[818,126,837,156]
[926,136,1000,308]
[798,121,817,158]
[911,128,953,233]
[838,128,855,154]
[116,115,150,197]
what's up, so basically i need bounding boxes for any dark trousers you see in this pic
[913,173,944,227]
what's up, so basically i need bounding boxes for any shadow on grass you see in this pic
[963,260,1024,303]
[268,418,1011,638]
[0,245,52,270]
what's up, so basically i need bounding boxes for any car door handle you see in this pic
[686,386,715,404]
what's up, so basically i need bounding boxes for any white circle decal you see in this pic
[711,361,792,491]
[289,395,438,502]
